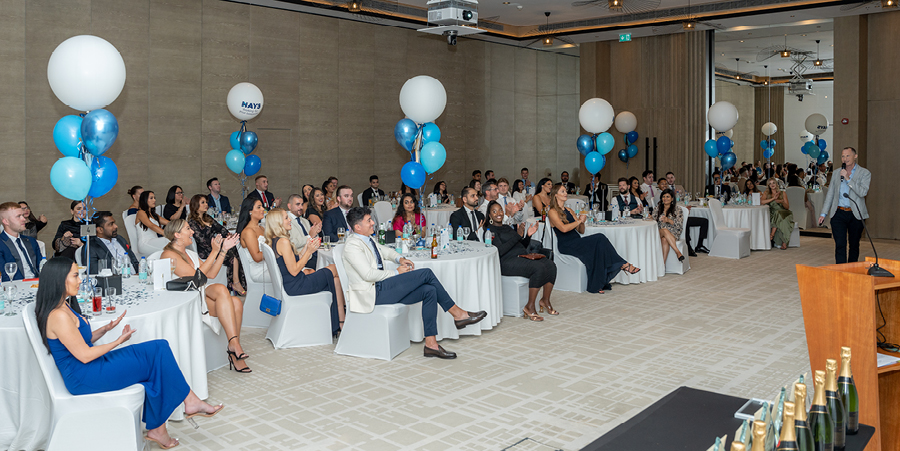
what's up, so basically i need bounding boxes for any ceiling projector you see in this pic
[418,0,485,45]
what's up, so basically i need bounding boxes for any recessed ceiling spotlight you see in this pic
[740,40,744,42]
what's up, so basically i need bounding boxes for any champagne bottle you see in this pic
[838,347,859,435]
[825,359,847,449]
[808,370,834,451]
[777,401,799,451]
[750,420,767,451]
[794,383,815,451]
[731,442,747,451]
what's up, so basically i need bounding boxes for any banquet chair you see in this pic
[789,223,800,248]
[259,242,333,349]
[664,206,691,275]
[22,305,145,451]
[564,199,586,212]
[373,201,393,225]
[331,243,410,361]
[121,211,144,258]
[357,193,364,207]
[48,407,138,451]
[542,222,587,293]
[707,199,751,259]
[785,187,807,229]
[500,276,529,317]
[237,245,275,329]
[37,240,46,259]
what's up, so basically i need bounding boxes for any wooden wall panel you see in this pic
[834,15,868,168]
[754,86,785,166]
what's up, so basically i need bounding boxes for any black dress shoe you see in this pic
[688,250,698,257]
[424,345,457,359]
[696,246,710,254]
[454,310,487,329]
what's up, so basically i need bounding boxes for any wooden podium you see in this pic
[797,257,900,451]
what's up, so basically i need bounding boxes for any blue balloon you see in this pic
[243,154,262,176]
[81,109,119,156]
[768,139,776,149]
[817,138,827,150]
[760,140,768,150]
[400,161,426,189]
[421,122,441,144]
[763,148,774,159]
[801,144,809,154]
[88,156,118,198]
[808,146,821,159]
[394,119,418,151]
[576,134,594,156]
[225,149,245,174]
[596,132,615,155]
[626,131,638,144]
[50,157,92,201]
[230,131,241,149]
[704,139,718,157]
[240,131,258,154]
[53,115,83,157]
[627,144,638,158]
[420,141,446,173]
[716,136,732,155]
[721,152,737,170]
[817,150,829,165]
[618,149,628,163]
[584,151,605,174]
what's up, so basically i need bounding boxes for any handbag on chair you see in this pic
[166,269,207,291]
[259,293,282,316]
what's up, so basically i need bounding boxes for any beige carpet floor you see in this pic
[166,236,900,450]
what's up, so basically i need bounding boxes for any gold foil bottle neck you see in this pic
[812,370,827,406]
[730,441,747,451]
[750,420,767,451]
[841,347,852,377]
[780,401,797,442]
[825,358,839,391]
[794,383,808,422]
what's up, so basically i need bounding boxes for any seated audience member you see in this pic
[53,201,87,260]
[561,171,576,194]
[392,193,426,232]
[126,185,143,216]
[761,178,794,250]
[305,187,327,228]
[585,174,609,211]
[19,201,47,239]
[479,179,524,224]
[548,184,639,294]
[322,176,338,210]
[237,197,271,285]
[706,173,732,202]
[471,170,482,184]
[301,184,315,204]
[399,182,418,197]
[432,181,449,204]
[531,178,554,217]
[342,207,486,359]
[614,177,642,217]
[665,172,686,199]
[653,189,685,263]
[788,167,805,187]
[665,172,709,256]
[468,179,483,200]
[742,178,760,195]
[322,185,353,242]
[134,191,170,255]
[246,175,280,210]
[629,176,649,210]
[484,200,556,321]
[37,258,224,449]
[81,211,138,275]
[640,171,659,207]
[286,194,321,269]
[520,168,535,194]
[0,202,41,281]
[188,195,244,295]
[162,220,250,373]
[163,185,187,221]
[484,170,495,182]
[511,179,532,203]
[450,187,485,240]
[496,178,515,208]
[264,208,345,336]
[361,175,385,206]
[207,177,231,215]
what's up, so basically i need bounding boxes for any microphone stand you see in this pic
[843,193,894,277]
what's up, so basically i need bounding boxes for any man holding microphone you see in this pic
[819,147,871,263]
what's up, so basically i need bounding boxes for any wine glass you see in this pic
[462,227,471,238]
[4,262,17,283]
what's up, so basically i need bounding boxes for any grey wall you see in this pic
[0,0,579,240]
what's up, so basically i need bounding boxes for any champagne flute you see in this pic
[462,227,471,239]
[4,262,17,284]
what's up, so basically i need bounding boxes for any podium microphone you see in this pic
[841,162,846,181]
[843,193,894,277]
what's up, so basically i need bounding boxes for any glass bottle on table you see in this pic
[431,234,438,259]
[838,347,859,435]
[824,359,847,449]
[777,401,800,451]
[807,370,834,451]
[750,420,767,451]
[794,383,815,451]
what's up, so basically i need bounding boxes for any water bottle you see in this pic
[484,229,492,247]
[121,253,131,278]
[611,204,619,221]
[38,257,47,276]
[456,226,464,241]
[139,257,148,283]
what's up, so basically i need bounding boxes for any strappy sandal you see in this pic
[622,263,641,275]
[522,308,544,321]
[144,436,179,449]
[186,404,225,420]
[538,301,559,315]
[227,336,249,360]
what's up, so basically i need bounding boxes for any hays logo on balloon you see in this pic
[240,101,262,113]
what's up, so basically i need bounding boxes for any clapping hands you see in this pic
[309,221,322,237]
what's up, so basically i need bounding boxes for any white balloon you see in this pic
[706,101,739,132]
[799,131,813,142]
[399,76,447,124]
[761,122,777,136]
[47,35,126,111]
[227,82,265,121]
[614,111,637,134]
[805,113,828,136]
[715,129,734,139]
[579,98,615,134]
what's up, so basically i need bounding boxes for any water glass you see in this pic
[104,288,117,314]
[91,287,103,317]
[4,262,17,282]
[98,258,109,275]
[462,227,471,238]
[3,285,15,306]
[337,227,346,243]
[323,236,332,248]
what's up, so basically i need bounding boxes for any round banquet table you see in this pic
[689,205,772,251]
[807,191,828,228]
[0,278,209,451]
[422,205,458,229]
[318,240,502,341]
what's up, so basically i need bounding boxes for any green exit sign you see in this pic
[619,33,631,42]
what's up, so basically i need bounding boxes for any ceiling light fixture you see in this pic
[882,0,897,8]
[682,21,696,30]
[348,0,361,12]
[543,36,554,46]
[735,58,741,80]
[608,0,623,11]
[780,35,791,58]
[814,39,823,66]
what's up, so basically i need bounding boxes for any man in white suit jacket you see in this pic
[342,207,487,359]
[819,147,871,263]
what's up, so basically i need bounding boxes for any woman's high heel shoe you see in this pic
[538,301,559,315]
[522,309,544,321]
[227,336,249,360]
[227,352,252,373]
[677,254,685,262]
[144,436,179,449]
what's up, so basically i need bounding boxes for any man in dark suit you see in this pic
[361,175,385,207]
[0,202,42,281]
[244,175,280,210]
[81,211,139,275]
[207,177,231,215]
[322,185,353,242]
[450,187,485,241]
[705,173,731,203]
[614,177,642,217]
[561,171,576,194]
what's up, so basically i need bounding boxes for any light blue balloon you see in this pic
[53,115,83,157]
[576,134,594,156]
[705,139,718,157]
[394,119,417,151]
[420,141,446,174]
[627,144,638,158]
[243,154,262,176]
[225,149,245,174]
[584,151,605,174]
[401,161,426,189]
[721,152,737,170]
[817,138,827,150]
[80,109,119,156]
[240,131,258,154]
[808,146,821,159]
[421,122,441,144]
[760,140,768,150]
[596,132,615,155]
[88,155,118,198]
[50,157,92,200]
[230,131,241,149]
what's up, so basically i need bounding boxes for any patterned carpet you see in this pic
[167,236,900,450]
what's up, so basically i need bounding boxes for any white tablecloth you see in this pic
[807,191,828,228]
[1,279,208,450]
[318,241,502,341]
[689,205,772,251]
[423,205,458,229]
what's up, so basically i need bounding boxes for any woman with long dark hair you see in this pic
[629,176,648,209]
[432,181,449,203]
[304,187,327,230]
[301,184,315,203]
[531,178,554,217]
[36,257,224,449]
[52,201,86,260]
[19,201,47,239]
[392,193,426,232]
[511,179,530,203]
[237,197,271,285]
[162,185,187,221]
[134,191,169,255]
[188,195,244,295]
[653,189,684,262]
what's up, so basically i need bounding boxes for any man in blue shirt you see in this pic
[819,146,871,263]
[206,178,231,215]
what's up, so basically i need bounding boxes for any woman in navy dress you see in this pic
[36,257,224,449]
[264,208,346,335]
[547,183,640,294]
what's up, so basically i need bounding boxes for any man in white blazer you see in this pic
[342,207,487,359]
[819,146,871,263]
[287,194,321,269]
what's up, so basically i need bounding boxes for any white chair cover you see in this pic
[121,211,142,258]
[373,201,393,225]
[48,408,139,451]
[785,187,807,229]
[707,199,751,259]
[540,222,587,293]
[37,240,46,259]
[237,245,275,329]
[500,276,529,317]
[357,193,364,207]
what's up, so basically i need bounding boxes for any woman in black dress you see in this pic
[547,184,639,294]
[432,181,449,203]
[52,201,86,260]
[187,195,245,295]
[163,185,187,221]
[304,187,327,234]
[484,201,557,321]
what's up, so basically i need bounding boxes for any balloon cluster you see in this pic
[225,83,265,178]
[577,99,637,174]
[760,122,777,160]
[47,36,126,201]
[395,76,447,189]
[801,114,829,164]
[705,101,739,170]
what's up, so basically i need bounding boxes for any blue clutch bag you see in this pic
[259,293,282,316]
